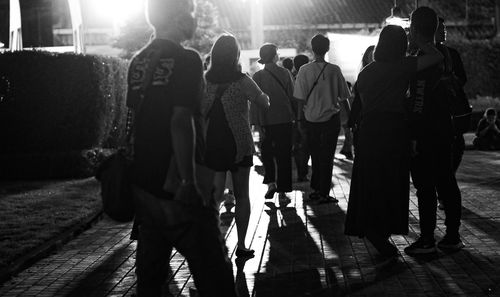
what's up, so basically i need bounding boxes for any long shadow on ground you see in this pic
[253,202,329,296]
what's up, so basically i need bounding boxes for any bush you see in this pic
[446,39,500,98]
[0,51,128,179]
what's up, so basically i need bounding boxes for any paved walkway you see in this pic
[1,145,500,296]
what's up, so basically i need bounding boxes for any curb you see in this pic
[0,210,104,285]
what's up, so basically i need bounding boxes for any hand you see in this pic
[174,182,204,208]
[297,121,307,136]
[257,125,266,139]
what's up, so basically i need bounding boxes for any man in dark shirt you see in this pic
[127,0,236,295]
[405,7,464,255]
[435,17,468,173]
[435,17,468,210]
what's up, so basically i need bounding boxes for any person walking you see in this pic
[203,34,270,258]
[292,54,311,182]
[405,7,465,255]
[127,1,238,296]
[344,25,443,257]
[293,34,351,203]
[252,43,295,200]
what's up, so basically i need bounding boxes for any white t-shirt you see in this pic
[294,61,350,123]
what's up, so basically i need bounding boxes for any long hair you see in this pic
[374,25,408,63]
[361,45,375,68]
[205,34,244,84]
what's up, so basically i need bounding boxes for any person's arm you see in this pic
[170,107,202,205]
[477,119,489,137]
[170,51,203,206]
[244,75,270,109]
[292,68,307,122]
[491,120,500,135]
[347,82,361,129]
[416,42,444,71]
[337,68,351,114]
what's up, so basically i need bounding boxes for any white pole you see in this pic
[250,0,264,49]
[68,0,85,54]
[9,0,23,51]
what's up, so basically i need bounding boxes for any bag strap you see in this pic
[207,83,231,119]
[305,63,328,104]
[264,68,288,95]
[125,50,163,144]
[264,68,296,117]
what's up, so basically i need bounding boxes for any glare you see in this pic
[385,16,410,29]
[327,33,379,83]
[92,0,144,25]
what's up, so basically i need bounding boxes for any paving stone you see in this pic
[0,149,499,296]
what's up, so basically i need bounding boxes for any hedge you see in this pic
[446,39,500,98]
[0,51,128,178]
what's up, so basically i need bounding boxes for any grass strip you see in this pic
[0,178,102,272]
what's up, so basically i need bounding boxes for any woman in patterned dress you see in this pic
[203,34,269,257]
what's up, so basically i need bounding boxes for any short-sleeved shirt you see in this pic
[127,38,203,198]
[294,62,350,123]
[409,47,451,141]
[251,63,295,126]
[357,57,417,117]
[202,75,263,164]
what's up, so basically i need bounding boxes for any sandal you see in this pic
[236,248,255,258]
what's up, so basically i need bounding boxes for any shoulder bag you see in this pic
[95,50,162,222]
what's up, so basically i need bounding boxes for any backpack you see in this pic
[435,45,472,134]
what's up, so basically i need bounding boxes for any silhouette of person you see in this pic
[252,43,295,201]
[292,54,311,182]
[473,108,500,150]
[293,34,351,203]
[127,1,237,295]
[405,6,464,255]
[203,34,270,258]
[435,16,468,210]
[348,45,375,150]
[344,25,443,257]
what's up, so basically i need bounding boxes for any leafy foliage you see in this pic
[0,51,128,178]
[113,0,220,59]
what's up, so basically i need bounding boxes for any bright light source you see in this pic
[91,0,144,25]
[385,16,410,29]
[328,33,379,83]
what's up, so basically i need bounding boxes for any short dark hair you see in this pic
[293,54,309,71]
[311,34,330,56]
[146,0,194,31]
[374,25,408,63]
[410,6,438,40]
[361,45,375,67]
[282,58,293,71]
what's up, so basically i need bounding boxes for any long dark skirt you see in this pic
[344,113,410,237]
